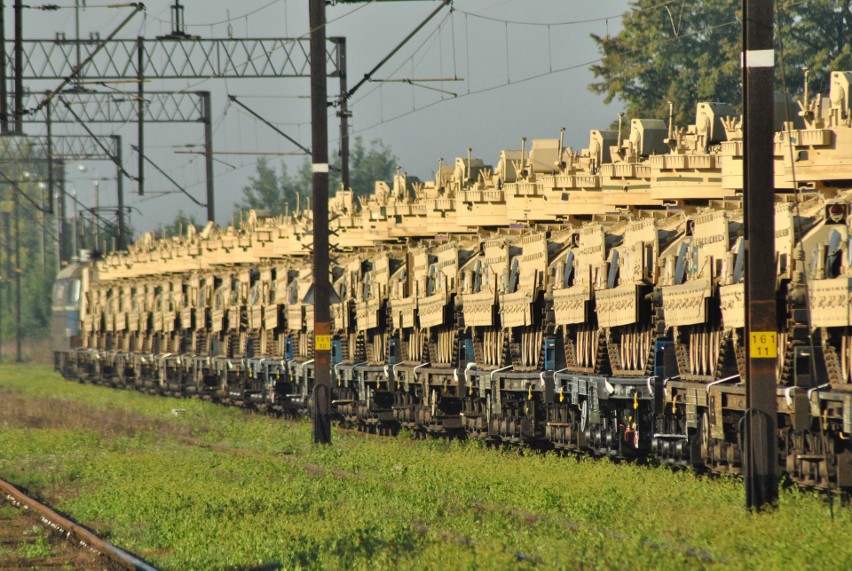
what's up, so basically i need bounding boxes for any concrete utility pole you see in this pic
[201,91,215,223]
[13,182,21,361]
[113,136,126,250]
[57,162,67,266]
[334,37,351,189]
[310,0,332,445]
[0,214,4,360]
[1,0,8,134]
[13,0,22,134]
[136,36,145,197]
[3,213,10,308]
[742,0,779,510]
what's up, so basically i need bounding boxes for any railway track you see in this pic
[0,477,157,571]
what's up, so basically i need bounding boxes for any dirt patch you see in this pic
[0,337,54,366]
[302,463,359,479]
[0,501,108,570]
[0,390,194,441]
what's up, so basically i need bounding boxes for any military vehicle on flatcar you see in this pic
[55,70,852,489]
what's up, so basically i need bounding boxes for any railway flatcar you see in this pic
[55,70,852,490]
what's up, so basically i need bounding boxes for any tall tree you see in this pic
[236,158,311,217]
[332,136,398,198]
[157,210,199,238]
[589,0,852,125]
[775,0,852,94]
[237,138,398,217]
[237,158,285,216]
[0,156,59,343]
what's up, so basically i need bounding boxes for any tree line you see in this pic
[0,160,57,351]
[160,136,398,235]
[589,0,851,127]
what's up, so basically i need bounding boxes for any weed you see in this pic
[3,364,852,570]
[0,504,17,517]
[20,530,52,559]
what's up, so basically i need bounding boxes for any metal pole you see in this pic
[113,136,126,250]
[3,212,10,307]
[201,91,215,223]
[71,191,78,257]
[93,178,100,251]
[13,179,21,361]
[0,213,4,361]
[336,37,350,189]
[48,101,60,267]
[54,165,62,269]
[57,160,67,266]
[75,0,82,83]
[310,0,331,445]
[136,36,145,196]
[60,161,67,260]
[742,0,778,510]
[40,184,45,268]
[13,0,22,134]
[1,0,9,134]
[46,98,54,215]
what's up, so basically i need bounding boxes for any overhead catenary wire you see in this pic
[64,190,122,239]
[352,18,739,136]
[352,1,740,131]
[345,0,451,100]
[465,13,471,93]
[175,150,304,156]
[143,0,281,28]
[28,1,740,233]
[30,0,434,205]
[0,192,58,241]
[58,96,138,181]
[138,96,231,193]
[131,144,205,208]
[28,3,146,115]
[228,95,312,155]
[453,0,683,27]
[155,0,379,89]
[351,11,451,108]
[0,171,50,214]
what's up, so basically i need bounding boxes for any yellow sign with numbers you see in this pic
[749,331,777,359]
[315,335,331,351]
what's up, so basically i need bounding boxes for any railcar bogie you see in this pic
[51,70,852,491]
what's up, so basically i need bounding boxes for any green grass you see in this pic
[19,527,52,559]
[2,363,852,569]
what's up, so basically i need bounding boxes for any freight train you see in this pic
[54,70,852,490]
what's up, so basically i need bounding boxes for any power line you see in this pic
[143,0,282,28]
[453,0,682,27]
[352,11,451,107]
[353,18,739,135]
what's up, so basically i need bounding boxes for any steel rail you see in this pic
[0,477,158,571]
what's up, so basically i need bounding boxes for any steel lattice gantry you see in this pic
[7,37,341,80]
[20,90,204,124]
[0,132,127,257]
[20,89,213,220]
[0,133,118,160]
[9,37,349,220]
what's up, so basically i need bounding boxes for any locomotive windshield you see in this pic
[52,278,81,307]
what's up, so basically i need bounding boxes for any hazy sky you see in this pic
[12,0,631,233]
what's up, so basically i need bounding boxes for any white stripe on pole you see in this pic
[740,49,775,68]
